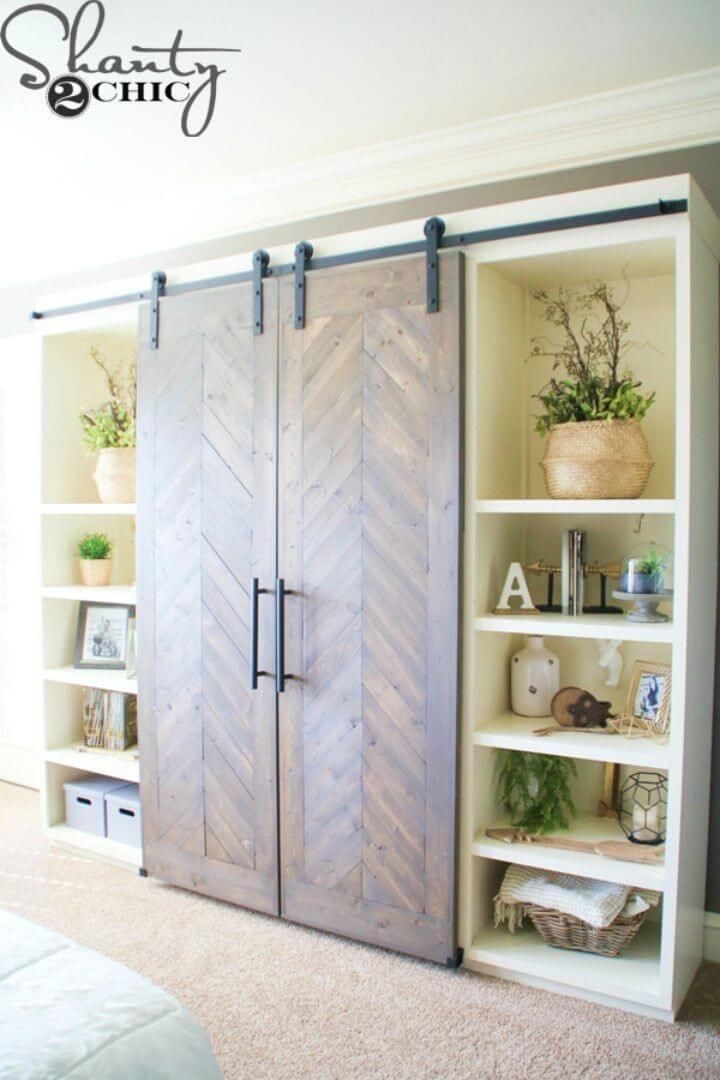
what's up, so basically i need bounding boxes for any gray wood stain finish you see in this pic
[138,255,461,960]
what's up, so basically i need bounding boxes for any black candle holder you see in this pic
[618,771,668,845]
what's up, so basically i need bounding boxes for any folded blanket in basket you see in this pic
[494,863,661,931]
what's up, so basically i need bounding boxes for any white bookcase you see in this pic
[459,178,720,1020]
[39,319,140,870]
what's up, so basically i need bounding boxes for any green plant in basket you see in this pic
[529,281,655,436]
[79,346,137,452]
[496,750,577,833]
[77,533,114,560]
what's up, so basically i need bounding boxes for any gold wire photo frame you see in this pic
[609,659,671,742]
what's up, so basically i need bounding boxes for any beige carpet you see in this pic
[1,782,719,1080]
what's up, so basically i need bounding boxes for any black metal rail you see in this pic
[29,198,687,326]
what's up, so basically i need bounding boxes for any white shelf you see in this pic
[465,921,662,1009]
[472,814,665,891]
[474,613,674,642]
[474,499,675,515]
[48,823,142,869]
[45,744,139,784]
[41,503,136,515]
[42,584,136,603]
[43,667,137,694]
[474,713,671,768]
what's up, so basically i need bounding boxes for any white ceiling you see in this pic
[0,0,719,288]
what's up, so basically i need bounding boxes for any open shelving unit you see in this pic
[466,921,662,1010]
[39,319,140,870]
[459,183,720,1021]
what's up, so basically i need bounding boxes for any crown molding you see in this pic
[182,66,720,244]
[8,67,720,290]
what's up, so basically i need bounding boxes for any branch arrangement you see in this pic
[529,281,656,435]
[79,346,137,452]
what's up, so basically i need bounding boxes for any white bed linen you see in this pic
[0,909,221,1079]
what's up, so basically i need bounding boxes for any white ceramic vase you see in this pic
[511,636,559,717]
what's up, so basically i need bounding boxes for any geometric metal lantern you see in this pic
[618,771,668,845]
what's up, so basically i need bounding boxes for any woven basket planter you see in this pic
[92,447,136,504]
[78,558,113,587]
[540,419,653,499]
[525,904,646,957]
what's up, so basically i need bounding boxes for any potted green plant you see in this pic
[619,541,672,594]
[530,282,655,499]
[77,532,114,587]
[79,346,136,503]
[496,750,577,833]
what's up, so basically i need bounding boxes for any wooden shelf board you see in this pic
[474,713,671,768]
[474,613,674,643]
[474,499,675,515]
[45,744,139,784]
[41,503,136,515]
[43,667,137,695]
[42,585,136,603]
[465,921,662,1008]
[472,814,665,890]
[48,823,142,869]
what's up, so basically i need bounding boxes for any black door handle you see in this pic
[250,577,270,690]
[275,578,296,693]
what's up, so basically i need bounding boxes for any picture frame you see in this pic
[73,602,136,670]
[625,659,671,736]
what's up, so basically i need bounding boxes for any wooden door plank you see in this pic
[277,288,307,886]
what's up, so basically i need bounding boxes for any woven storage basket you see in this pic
[525,904,647,957]
[541,419,653,499]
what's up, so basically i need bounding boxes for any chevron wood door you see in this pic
[277,253,462,963]
[137,280,279,914]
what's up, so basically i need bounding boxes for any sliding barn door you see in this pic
[137,281,279,914]
[277,254,462,963]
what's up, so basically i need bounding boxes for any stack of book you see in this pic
[82,690,137,752]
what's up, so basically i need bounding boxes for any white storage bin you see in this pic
[64,775,128,837]
[105,783,142,848]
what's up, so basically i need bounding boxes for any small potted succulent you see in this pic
[530,281,656,499]
[79,346,136,503]
[77,532,114,587]
[619,541,671,594]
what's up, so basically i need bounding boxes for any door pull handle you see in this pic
[275,578,297,693]
[250,577,270,690]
